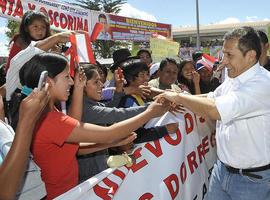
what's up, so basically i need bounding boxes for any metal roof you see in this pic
[172,20,270,37]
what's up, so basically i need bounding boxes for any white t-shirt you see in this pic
[208,63,270,168]
[0,120,46,199]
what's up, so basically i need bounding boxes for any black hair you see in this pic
[177,60,196,95]
[9,53,67,130]
[257,30,269,45]
[14,10,51,45]
[19,53,68,88]
[79,63,99,81]
[121,59,149,86]
[224,26,261,61]
[159,57,177,71]
[96,61,108,80]
[98,14,107,21]
[192,51,203,63]
[137,49,152,58]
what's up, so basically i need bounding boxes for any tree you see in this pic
[5,20,20,42]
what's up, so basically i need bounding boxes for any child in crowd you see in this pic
[6,10,51,72]
[177,60,201,94]
[18,52,169,199]
[119,59,150,107]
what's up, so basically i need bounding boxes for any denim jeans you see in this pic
[206,160,270,200]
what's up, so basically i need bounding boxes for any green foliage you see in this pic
[5,20,20,41]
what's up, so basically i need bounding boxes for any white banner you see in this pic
[55,111,217,200]
[0,0,91,32]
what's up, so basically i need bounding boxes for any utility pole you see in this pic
[196,0,201,49]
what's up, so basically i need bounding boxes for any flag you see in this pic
[196,53,216,71]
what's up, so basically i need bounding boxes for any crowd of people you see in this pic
[0,10,270,200]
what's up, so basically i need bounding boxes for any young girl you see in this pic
[177,60,201,95]
[18,52,168,199]
[6,10,51,72]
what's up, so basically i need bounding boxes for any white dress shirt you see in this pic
[208,63,270,168]
[6,41,44,101]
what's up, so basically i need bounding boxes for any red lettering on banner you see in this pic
[7,0,14,15]
[0,0,7,14]
[139,193,154,200]
[144,140,163,158]
[112,169,126,180]
[77,17,83,30]
[187,151,198,174]
[67,14,73,29]
[164,128,182,146]
[130,147,148,173]
[48,10,53,26]
[60,13,67,29]
[202,136,209,154]
[197,143,204,164]
[164,174,179,199]
[84,19,89,32]
[12,0,22,17]
[53,11,59,27]
[93,184,112,200]
[185,113,194,135]
[180,162,187,184]
[39,6,46,15]
[103,177,119,195]
[27,3,35,10]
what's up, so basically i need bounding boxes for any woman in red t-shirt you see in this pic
[6,10,51,72]
[17,52,169,199]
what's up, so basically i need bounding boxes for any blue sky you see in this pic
[0,0,269,56]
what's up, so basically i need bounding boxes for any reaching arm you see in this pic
[67,100,170,144]
[156,91,220,120]
[77,133,136,155]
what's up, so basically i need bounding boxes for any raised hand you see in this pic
[74,66,86,89]
[19,84,49,123]
[115,67,125,93]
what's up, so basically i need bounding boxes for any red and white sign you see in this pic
[0,0,171,42]
[55,111,217,200]
[0,0,91,32]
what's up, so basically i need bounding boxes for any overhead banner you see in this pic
[150,38,180,62]
[91,11,171,41]
[0,0,171,42]
[0,0,91,32]
[55,112,217,200]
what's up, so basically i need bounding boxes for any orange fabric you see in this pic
[32,111,79,199]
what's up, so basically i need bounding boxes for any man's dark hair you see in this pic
[224,26,261,61]
[159,57,178,71]
[257,30,269,45]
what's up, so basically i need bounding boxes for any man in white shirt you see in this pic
[156,26,270,200]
